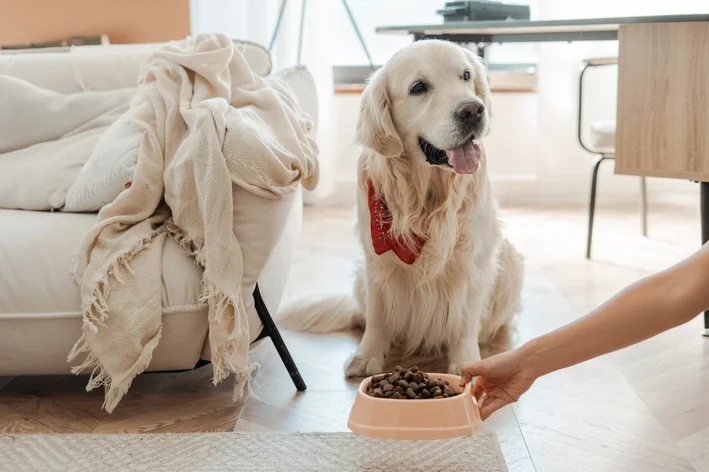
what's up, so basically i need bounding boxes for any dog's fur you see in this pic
[280,40,524,377]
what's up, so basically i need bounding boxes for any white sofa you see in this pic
[0,42,316,377]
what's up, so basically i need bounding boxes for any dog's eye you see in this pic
[410,81,429,96]
[463,70,471,81]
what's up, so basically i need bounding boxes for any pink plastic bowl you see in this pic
[347,373,481,440]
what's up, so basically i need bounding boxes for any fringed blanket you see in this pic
[68,33,319,412]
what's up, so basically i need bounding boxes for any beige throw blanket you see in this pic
[68,34,319,413]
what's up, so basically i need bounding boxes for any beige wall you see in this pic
[0,0,190,46]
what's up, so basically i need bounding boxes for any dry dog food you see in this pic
[366,366,458,399]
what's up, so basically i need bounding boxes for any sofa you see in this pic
[0,41,317,377]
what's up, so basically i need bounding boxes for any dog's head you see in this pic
[357,40,491,175]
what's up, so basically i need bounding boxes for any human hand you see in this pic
[459,349,537,420]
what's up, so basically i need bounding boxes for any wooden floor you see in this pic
[1,201,708,472]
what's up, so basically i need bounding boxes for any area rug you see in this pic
[0,431,508,472]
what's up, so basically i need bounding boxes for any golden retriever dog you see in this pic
[280,39,524,377]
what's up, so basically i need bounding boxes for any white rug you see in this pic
[0,431,508,472]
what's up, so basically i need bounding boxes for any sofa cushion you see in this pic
[267,66,318,133]
[590,120,616,153]
[63,108,141,213]
[0,40,272,94]
[0,127,104,211]
[0,186,303,375]
[0,209,203,316]
[0,75,135,211]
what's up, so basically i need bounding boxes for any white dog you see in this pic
[280,40,523,377]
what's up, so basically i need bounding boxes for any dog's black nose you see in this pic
[455,101,485,124]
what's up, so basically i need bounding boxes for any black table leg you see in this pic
[701,182,709,336]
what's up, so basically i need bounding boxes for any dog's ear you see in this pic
[465,49,492,116]
[356,70,403,157]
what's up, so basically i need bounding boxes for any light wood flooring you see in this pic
[1,200,708,472]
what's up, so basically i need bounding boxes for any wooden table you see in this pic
[376,14,709,56]
[378,15,709,333]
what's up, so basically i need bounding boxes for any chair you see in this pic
[578,57,648,259]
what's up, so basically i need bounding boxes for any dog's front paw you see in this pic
[344,353,385,378]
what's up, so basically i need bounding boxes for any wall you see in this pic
[0,0,190,46]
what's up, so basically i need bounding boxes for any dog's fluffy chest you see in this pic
[376,244,498,354]
[356,187,501,353]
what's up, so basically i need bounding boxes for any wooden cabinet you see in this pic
[615,22,709,182]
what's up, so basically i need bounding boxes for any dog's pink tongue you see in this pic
[445,142,481,174]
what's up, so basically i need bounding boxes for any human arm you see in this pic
[461,243,709,420]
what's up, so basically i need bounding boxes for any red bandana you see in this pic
[368,181,427,265]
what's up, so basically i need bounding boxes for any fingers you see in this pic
[459,363,485,386]
[472,382,485,402]
[479,396,508,421]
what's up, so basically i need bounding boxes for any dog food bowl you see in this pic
[347,373,481,440]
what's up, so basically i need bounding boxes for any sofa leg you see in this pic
[253,284,307,391]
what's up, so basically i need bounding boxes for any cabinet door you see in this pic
[615,22,709,181]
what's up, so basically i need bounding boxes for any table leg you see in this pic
[701,182,709,336]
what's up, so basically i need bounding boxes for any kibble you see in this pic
[366,366,460,400]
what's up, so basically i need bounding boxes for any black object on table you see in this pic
[436,1,531,23]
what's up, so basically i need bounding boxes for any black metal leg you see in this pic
[342,0,375,71]
[701,182,709,336]
[296,0,307,65]
[268,0,288,52]
[253,284,307,391]
[586,155,610,259]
